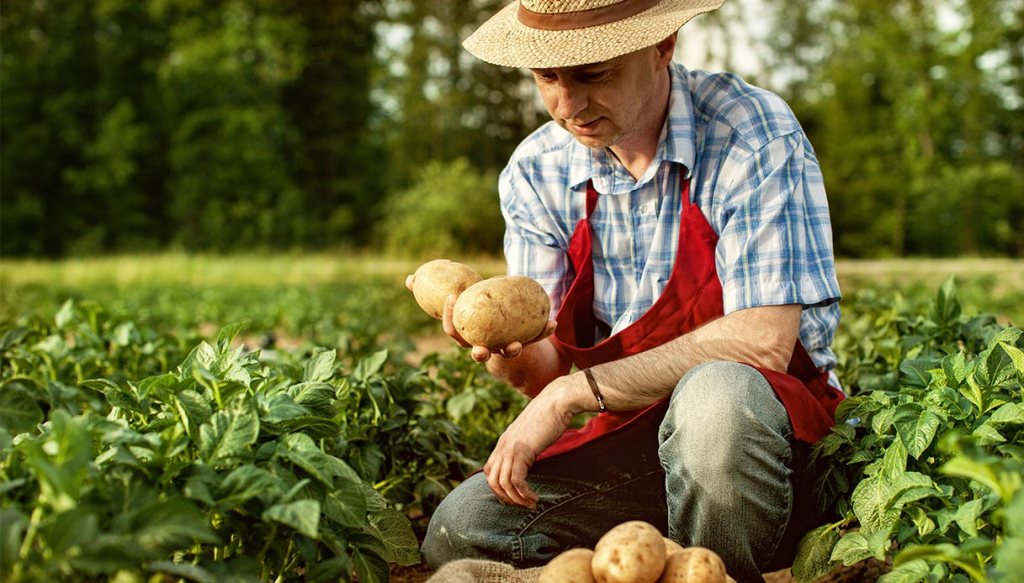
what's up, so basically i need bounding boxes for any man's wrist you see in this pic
[550,370,603,416]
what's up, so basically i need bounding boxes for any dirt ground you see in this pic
[389,559,888,582]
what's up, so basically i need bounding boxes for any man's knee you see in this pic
[659,361,789,474]
[420,474,509,569]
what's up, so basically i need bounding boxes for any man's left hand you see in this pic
[483,386,575,509]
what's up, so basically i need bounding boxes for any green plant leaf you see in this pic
[0,507,27,573]
[215,321,248,352]
[901,358,939,388]
[952,499,985,537]
[960,375,986,413]
[198,410,259,467]
[941,456,1005,501]
[278,433,362,487]
[792,524,840,582]
[289,382,335,416]
[350,546,389,583]
[877,558,929,583]
[323,481,369,528]
[830,529,888,565]
[303,348,337,382]
[22,410,92,512]
[0,381,44,434]
[895,409,941,459]
[354,350,388,382]
[852,474,900,533]
[55,299,75,329]
[133,497,221,549]
[942,352,968,385]
[216,465,281,508]
[999,341,1024,377]
[446,389,477,421]
[931,276,961,325]
[262,499,320,539]
[176,390,213,439]
[367,506,421,565]
[990,402,1024,425]
[906,506,935,537]
[892,543,962,564]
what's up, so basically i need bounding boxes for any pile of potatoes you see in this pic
[539,521,735,583]
[409,260,550,349]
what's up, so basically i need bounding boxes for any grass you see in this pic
[3,254,1022,323]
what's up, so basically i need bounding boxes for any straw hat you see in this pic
[463,0,726,69]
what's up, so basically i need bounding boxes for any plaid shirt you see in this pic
[499,63,842,374]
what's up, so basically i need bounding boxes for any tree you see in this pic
[760,0,1023,257]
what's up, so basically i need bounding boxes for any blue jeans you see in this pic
[422,362,814,583]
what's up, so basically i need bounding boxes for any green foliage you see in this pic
[763,0,1024,258]
[377,158,505,257]
[0,312,421,581]
[0,275,533,579]
[796,279,1024,582]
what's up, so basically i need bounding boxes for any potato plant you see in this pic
[795,279,1023,582]
[0,299,521,582]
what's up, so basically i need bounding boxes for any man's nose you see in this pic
[554,80,587,120]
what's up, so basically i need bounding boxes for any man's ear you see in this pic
[654,33,678,65]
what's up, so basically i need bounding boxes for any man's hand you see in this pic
[483,384,575,508]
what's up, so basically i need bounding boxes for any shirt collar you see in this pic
[566,63,697,193]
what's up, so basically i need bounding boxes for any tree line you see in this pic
[2,0,1021,258]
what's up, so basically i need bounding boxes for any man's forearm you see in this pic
[553,305,802,414]
[486,338,571,398]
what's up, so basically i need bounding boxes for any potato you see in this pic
[451,275,550,349]
[591,520,666,583]
[539,548,596,583]
[410,260,482,319]
[658,547,727,583]
[663,537,685,557]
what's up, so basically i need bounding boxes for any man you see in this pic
[414,1,845,580]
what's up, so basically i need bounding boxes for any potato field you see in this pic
[1,255,1022,583]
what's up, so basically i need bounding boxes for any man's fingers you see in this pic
[442,294,472,348]
[497,457,532,508]
[510,459,538,508]
[471,346,492,362]
[405,274,415,291]
[540,320,557,340]
[500,342,523,358]
[484,456,514,506]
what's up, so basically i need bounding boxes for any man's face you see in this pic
[530,45,668,150]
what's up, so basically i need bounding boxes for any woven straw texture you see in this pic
[463,0,725,68]
[425,559,544,583]
[523,0,624,11]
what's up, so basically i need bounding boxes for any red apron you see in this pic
[538,177,844,461]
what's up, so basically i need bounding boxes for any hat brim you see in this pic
[463,0,725,69]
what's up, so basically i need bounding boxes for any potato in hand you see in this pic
[410,259,482,319]
[452,275,550,350]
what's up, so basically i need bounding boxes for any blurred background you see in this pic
[1,0,1021,259]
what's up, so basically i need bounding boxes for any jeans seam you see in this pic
[514,467,665,544]
[765,467,794,563]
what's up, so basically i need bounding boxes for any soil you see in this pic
[389,559,888,583]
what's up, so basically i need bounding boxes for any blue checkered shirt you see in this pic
[499,62,842,375]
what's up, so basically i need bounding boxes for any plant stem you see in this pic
[13,506,44,579]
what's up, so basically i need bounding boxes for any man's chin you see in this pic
[572,134,611,149]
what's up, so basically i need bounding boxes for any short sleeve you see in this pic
[499,165,573,316]
[715,132,841,313]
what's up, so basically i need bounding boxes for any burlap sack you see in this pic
[425,559,544,583]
